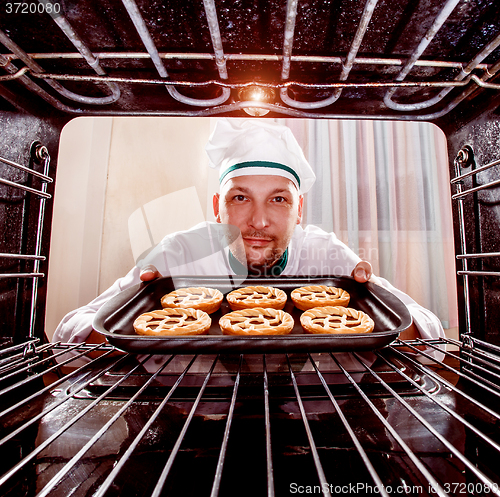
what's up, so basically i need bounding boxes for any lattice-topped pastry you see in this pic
[291,285,350,311]
[300,306,374,334]
[226,286,287,310]
[219,308,294,335]
[161,287,223,314]
[133,308,211,336]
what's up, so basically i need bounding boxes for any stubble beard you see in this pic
[231,231,291,273]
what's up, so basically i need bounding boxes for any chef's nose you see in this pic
[249,203,270,230]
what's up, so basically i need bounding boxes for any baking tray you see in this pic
[93,276,412,354]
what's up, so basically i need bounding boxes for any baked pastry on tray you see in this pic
[291,285,350,311]
[133,308,211,336]
[161,287,223,314]
[226,286,287,310]
[219,308,294,335]
[300,306,374,334]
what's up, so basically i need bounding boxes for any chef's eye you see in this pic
[272,196,286,203]
[233,195,247,202]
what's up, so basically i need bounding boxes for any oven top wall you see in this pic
[0,0,500,123]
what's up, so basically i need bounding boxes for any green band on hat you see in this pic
[220,161,301,187]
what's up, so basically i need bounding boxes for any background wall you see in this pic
[99,117,213,291]
[46,117,215,339]
[45,117,111,340]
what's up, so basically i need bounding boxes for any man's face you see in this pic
[213,175,303,269]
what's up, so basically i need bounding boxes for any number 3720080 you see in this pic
[5,3,61,14]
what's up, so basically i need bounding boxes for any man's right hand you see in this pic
[140,264,162,281]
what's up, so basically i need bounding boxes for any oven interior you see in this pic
[2,1,500,495]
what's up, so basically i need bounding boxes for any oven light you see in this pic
[238,85,276,116]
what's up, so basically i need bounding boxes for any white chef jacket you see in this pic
[52,222,445,356]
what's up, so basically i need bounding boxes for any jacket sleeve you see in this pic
[50,221,213,344]
[296,226,446,344]
[52,265,142,344]
[321,229,446,343]
[375,276,446,360]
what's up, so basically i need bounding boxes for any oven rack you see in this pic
[451,146,500,337]
[1,338,499,497]
[2,0,500,118]
[452,148,500,278]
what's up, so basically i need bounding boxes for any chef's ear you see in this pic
[297,195,304,224]
[213,193,221,222]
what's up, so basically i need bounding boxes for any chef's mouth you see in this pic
[243,237,274,246]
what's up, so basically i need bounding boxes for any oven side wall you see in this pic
[0,111,66,344]
[444,111,500,345]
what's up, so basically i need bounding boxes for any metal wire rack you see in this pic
[1,337,499,496]
[451,146,500,337]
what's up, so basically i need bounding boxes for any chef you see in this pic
[52,119,445,351]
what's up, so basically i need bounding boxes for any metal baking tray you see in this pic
[93,276,412,354]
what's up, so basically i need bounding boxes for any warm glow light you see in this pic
[238,86,276,116]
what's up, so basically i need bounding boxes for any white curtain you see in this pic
[279,118,458,330]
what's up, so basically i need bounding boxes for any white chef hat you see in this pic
[205,118,316,193]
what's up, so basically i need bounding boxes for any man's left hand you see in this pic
[351,261,422,347]
[352,261,375,283]
[351,261,380,285]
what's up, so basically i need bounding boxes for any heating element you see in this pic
[1,338,500,497]
[1,0,500,120]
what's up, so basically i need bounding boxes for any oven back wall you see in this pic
[45,117,458,343]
